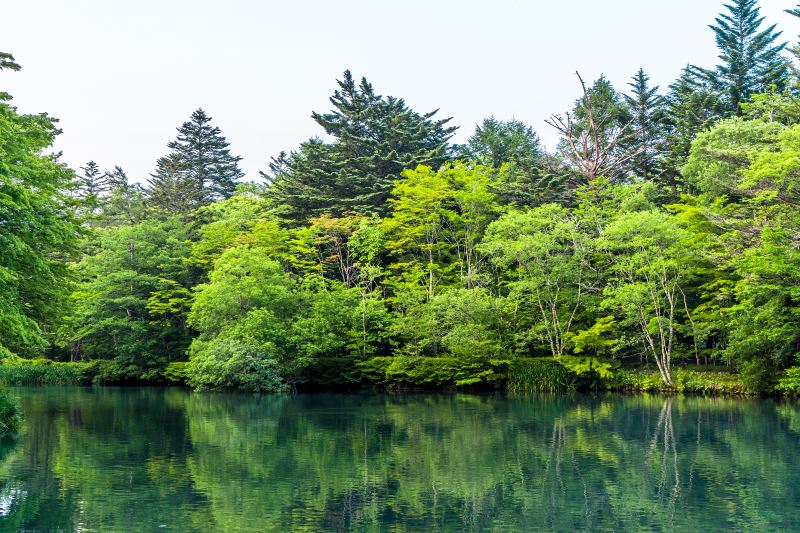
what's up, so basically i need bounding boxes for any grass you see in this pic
[506,358,577,394]
[0,360,98,386]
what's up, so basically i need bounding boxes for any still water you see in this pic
[0,388,799,532]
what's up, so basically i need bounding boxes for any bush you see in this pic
[506,358,576,393]
[0,391,22,433]
[163,361,191,384]
[358,356,509,389]
[188,339,288,393]
[776,362,800,395]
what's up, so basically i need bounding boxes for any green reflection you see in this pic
[0,389,799,532]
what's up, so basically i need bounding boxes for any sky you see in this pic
[3,0,798,183]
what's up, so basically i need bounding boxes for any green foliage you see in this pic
[163,361,191,384]
[70,217,193,380]
[0,360,98,386]
[358,356,509,389]
[0,77,81,358]
[0,390,21,433]
[506,358,576,393]
[265,70,456,222]
[188,339,287,393]
[776,357,800,395]
[691,0,789,114]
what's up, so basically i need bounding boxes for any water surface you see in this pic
[0,387,799,532]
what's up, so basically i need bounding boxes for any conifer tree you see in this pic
[147,154,198,217]
[693,0,788,114]
[622,69,666,181]
[661,68,726,195]
[265,70,456,223]
[78,161,111,200]
[165,109,243,205]
[459,117,566,205]
[103,166,129,190]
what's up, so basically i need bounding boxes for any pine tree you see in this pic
[146,154,198,217]
[78,161,111,200]
[786,4,800,65]
[622,69,666,181]
[693,0,789,114]
[166,108,243,205]
[265,70,456,223]
[661,68,726,195]
[461,117,542,170]
[103,166,130,190]
[458,117,564,205]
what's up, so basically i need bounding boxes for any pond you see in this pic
[0,388,798,532]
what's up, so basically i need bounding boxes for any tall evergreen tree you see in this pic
[103,166,129,190]
[693,0,789,114]
[147,154,198,217]
[459,117,565,205]
[786,4,800,66]
[622,69,666,181]
[661,67,726,195]
[265,70,457,223]
[460,117,542,170]
[165,109,243,205]
[78,161,111,201]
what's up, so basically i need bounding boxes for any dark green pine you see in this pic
[693,0,788,114]
[266,70,456,224]
[166,108,244,205]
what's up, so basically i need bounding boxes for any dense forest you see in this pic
[3,0,800,393]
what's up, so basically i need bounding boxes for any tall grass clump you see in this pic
[506,358,576,393]
[0,360,97,386]
[0,391,22,433]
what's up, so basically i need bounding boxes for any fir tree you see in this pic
[622,69,666,181]
[661,67,726,195]
[459,117,564,205]
[693,0,788,114]
[103,166,129,190]
[147,154,198,217]
[265,70,457,223]
[78,161,111,199]
[786,4,800,66]
[166,108,243,205]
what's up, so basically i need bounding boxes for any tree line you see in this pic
[3,0,800,392]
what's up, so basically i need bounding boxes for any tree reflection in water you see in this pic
[0,389,799,532]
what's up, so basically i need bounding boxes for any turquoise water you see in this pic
[0,388,799,532]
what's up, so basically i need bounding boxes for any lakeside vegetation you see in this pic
[4,1,800,395]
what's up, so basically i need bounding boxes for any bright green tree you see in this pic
[0,55,81,358]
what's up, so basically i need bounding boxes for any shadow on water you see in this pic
[0,388,799,532]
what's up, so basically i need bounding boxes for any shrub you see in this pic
[164,361,191,384]
[0,391,22,433]
[776,360,800,395]
[188,339,287,393]
[358,356,509,389]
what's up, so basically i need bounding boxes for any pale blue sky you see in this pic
[3,0,798,182]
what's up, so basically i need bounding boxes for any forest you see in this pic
[3,0,800,394]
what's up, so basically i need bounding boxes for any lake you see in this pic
[0,388,798,532]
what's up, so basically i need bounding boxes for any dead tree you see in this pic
[546,72,642,185]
